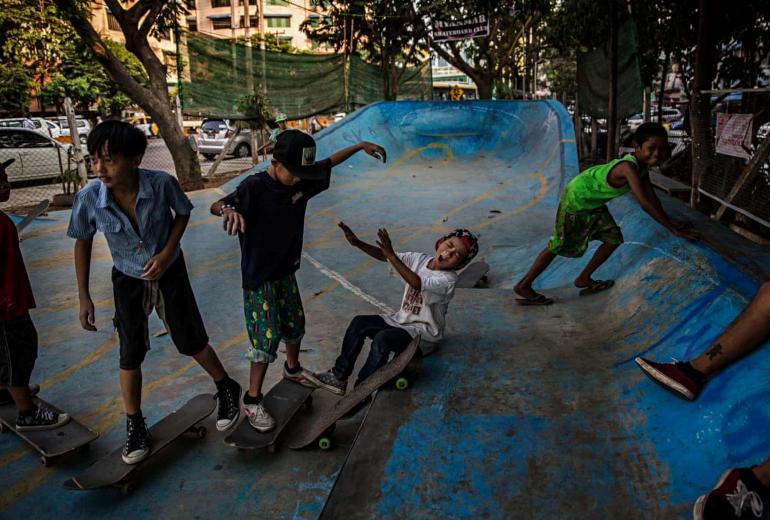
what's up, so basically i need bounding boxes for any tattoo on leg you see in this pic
[706,343,723,360]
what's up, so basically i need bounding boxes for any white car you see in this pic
[0,118,61,139]
[0,128,74,184]
[50,117,91,144]
[626,108,683,132]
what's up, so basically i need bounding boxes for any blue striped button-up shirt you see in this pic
[67,169,194,279]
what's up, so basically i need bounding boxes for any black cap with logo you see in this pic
[272,129,325,180]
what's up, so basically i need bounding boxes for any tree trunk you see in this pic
[55,0,203,188]
[606,0,618,161]
[689,0,718,208]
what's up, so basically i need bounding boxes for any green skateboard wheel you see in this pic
[318,437,332,450]
[395,377,409,390]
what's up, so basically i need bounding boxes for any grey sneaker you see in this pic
[16,403,70,432]
[282,363,317,388]
[304,370,346,396]
[243,401,276,432]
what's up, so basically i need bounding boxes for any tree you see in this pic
[54,0,203,188]
[39,40,147,117]
[303,0,427,100]
[0,63,35,115]
[421,0,551,99]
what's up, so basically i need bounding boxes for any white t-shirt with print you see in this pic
[381,252,458,343]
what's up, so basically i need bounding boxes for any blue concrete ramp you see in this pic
[2,100,769,519]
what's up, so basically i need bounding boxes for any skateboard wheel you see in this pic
[41,456,51,467]
[395,377,409,390]
[318,437,332,450]
[196,426,207,439]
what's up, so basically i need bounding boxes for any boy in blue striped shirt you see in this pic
[67,121,241,465]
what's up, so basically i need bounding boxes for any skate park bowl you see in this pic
[3,100,770,518]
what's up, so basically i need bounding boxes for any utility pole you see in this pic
[243,0,258,164]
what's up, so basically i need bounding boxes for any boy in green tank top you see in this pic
[514,122,697,305]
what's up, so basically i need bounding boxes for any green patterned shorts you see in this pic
[243,274,305,364]
[547,203,623,258]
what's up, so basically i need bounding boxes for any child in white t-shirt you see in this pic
[304,223,479,395]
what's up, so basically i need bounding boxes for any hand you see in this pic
[143,251,172,280]
[376,228,396,259]
[79,297,97,331]
[360,142,387,163]
[338,221,360,246]
[222,208,246,236]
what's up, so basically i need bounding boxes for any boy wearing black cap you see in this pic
[210,129,386,432]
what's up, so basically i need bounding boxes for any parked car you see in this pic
[197,118,259,160]
[49,117,91,144]
[0,128,78,184]
[0,117,61,139]
[626,107,683,132]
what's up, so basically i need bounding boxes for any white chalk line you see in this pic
[302,252,395,314]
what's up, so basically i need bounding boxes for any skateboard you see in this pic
[456,261,490,288]
[15,199,50,235]
[0,396,99,467]
[64,393,215,494]
[224,379,313,453]
[288,335,420,451]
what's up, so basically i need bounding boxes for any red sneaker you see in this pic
[634,357,703,401]
[694,467,770,519]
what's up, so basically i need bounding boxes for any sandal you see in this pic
[578,279,615,296]
[515,293,554,306]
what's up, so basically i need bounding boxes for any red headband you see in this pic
[436,235,473,252]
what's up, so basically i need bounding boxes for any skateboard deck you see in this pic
[0,397,99,466]
[64,393,215,492]
[15,199,50,235]
[224,379,313,452]
[288,335,420,450]
[456,261,490,288]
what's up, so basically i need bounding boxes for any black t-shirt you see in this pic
[222,159,332,290]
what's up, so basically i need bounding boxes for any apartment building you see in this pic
[186,0,328,51]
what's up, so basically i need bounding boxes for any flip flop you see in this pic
[578,279,615,296]
[515,293,554,306]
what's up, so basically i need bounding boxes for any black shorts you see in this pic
[0,312,38,387]
[112,252,209,370]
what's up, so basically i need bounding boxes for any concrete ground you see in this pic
[3,100,770,519]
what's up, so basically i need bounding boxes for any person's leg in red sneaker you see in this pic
[690,282,770,378]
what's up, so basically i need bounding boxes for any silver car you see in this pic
[197,119,265,160]
[0,128,73,184]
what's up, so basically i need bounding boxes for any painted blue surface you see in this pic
[3,100,770,518]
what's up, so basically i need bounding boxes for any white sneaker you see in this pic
[243,402,276,432]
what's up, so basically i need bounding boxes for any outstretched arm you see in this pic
[377,229,421,290]
[619,164,697,240]
[328,142,387,167]
[338,221,386,261]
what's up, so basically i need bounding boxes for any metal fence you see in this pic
[698,90,770,229]
[0,127,255,214]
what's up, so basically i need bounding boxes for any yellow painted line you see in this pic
[312,143,454,219]
[39,336,118,391]
[0,331,247,510]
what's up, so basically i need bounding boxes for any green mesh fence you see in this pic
[577,17,643,119]
[181,32,432,120]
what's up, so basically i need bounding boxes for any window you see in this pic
[308,15,320,27]
[211,0,230,7]
[267,0,288,5]
[107,12,120,31]
[239,15,258,27]
[187,18,198,32]
[16,131,53,148]
[185,0,196,9]
[310,0,321,5]
[212,17,232,29]
[266,16,290,28]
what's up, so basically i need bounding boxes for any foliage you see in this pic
[234,89,274,129]
[251,32,299,54]
[0,63,35,115]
